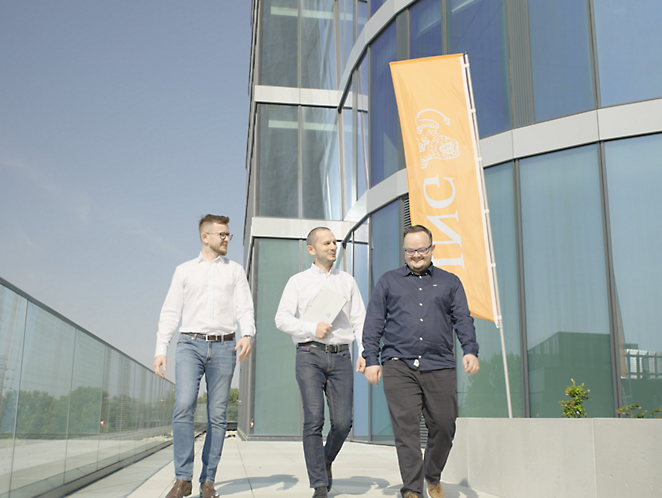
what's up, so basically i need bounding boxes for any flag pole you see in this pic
[462,53,513,418]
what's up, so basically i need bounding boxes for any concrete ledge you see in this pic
[444,418,662,498]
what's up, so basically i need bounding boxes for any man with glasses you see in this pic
[275,227,366,498]
[362,224,480,498]
[154,214,255,498]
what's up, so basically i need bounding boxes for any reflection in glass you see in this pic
[257,105,300,218]
[370,22,400,186]
[520,145,614,417]
[410,0,442,59]
[355,57,369,198]
[594,1,662,107]
[253,238,301,435]
[339,0,354,73]
[259,0,299,87]
[605,134,662,413]
[64,330,105,483]
[302,107,341,220]
[369,202,401,441]
[343,108,354,214]
[457,162,524,417]
[12,304,75,496]
[301,0,336,89]
[528,0,594,122]
[99,348,121,468]
[352,222,370,439]
[0,286,27,496]
[447,0,510,137]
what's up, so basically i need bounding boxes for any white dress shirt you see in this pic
[155,253,255,357]
[275,263,366,355]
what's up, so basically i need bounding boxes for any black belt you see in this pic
[182,332,235,342]
[298,341,349,353]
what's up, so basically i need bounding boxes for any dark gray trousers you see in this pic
[382,360,457,498]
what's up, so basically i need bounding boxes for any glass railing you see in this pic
[0,277,176,498]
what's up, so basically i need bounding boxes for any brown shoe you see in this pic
[166,480,192,498]
[427,481,445,498]
[199,481,219,498]
[403,492,418,498]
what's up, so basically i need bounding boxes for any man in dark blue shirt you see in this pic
[363,225,480,498]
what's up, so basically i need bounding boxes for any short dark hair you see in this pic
[306,226,332,246]
[199,214,230,233]
[403,225,432,244]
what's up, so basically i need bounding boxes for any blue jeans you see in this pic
[173,335,236,483]
[295,344,353,489]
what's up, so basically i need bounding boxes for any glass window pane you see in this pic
[98,348,121,468]
[358,0,367,35]
[12,304,75,497]
[302,107,341,220]
[253,239,301,435]
[352,222,369,439]
[64,330,105,483]
[369,202,401,441]
[0,285,27,496]
[301,0,336,89]
[410,0,442,59]
[594,1,662,107]
[447,0,511,137]
[339,0,354,72]
[520,145,614,418]
[356,58,369,197]
[342,108,354,214]
[370,0,386,17]
[118,358,135,460]
[457,162,524,417]
[370,22,400,186]
[605,134,662,413]
[259,0,299,87]
[528,0,594,121]
[257,105,300,218]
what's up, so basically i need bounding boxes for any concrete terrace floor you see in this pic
[66,434,502,498]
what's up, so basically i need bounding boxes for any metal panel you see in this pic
[506,0,534,128]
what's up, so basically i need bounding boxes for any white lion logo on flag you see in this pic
[416,109,460,169]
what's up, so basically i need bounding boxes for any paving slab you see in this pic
[67,434,502,498]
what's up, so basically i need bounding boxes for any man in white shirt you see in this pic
[275,227,366,498]
[154,214,255,498]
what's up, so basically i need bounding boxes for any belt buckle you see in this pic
[326,344,338,353]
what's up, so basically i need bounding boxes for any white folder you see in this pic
[301,286,348,324]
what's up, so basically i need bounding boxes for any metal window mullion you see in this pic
[513,159,531,418]
[586,0,601,109]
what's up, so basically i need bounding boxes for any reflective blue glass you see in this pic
[370,0,386,17]
[457,162,524,417]
[447,0,510,137]
[528,0,594,121]
[301,0,336,89]
[370,22,400,186]
[605,134,662,414]
[259,0,299,87]
[352,222,370,440]
[369,202,400,441]
[594,1,662,107]
[410,0,442,59]
[356,58,369,197]
[520,145,614,418]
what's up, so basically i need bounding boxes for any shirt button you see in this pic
[420,318,423,322]
[419,288,422,291]
[418,355,422,358]
[420,303,423,306]
[419,337,423,340]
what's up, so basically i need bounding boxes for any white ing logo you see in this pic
[416,108,460,168]
[416,109,464,269]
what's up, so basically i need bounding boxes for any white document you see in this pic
[301,286,347,324]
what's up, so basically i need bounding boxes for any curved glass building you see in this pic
[239,0,662,440]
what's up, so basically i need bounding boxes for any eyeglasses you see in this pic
[205,232,233,240]
[404,244,433,256]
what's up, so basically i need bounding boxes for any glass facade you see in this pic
[0,279,175,498]
[245,0,662,441]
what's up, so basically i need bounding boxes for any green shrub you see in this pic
[559,379,590,418]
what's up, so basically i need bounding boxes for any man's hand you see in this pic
[153,355,167,379]
[235,336,252,362]
[463,354,480,374]
[315,322,332,339]
[356,355,366,373]
[364,365,382,385]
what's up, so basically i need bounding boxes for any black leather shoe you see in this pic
[312,486,328,497]
[166,480,192,498]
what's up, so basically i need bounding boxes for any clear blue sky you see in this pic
[0,2,252,384]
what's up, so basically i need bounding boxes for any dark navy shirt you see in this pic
[362,264,478,371]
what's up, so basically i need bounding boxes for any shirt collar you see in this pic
[401,263,434,277]
[309,262,337,276]
[196,252,227,264]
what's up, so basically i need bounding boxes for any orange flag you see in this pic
[390,54,497,322]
